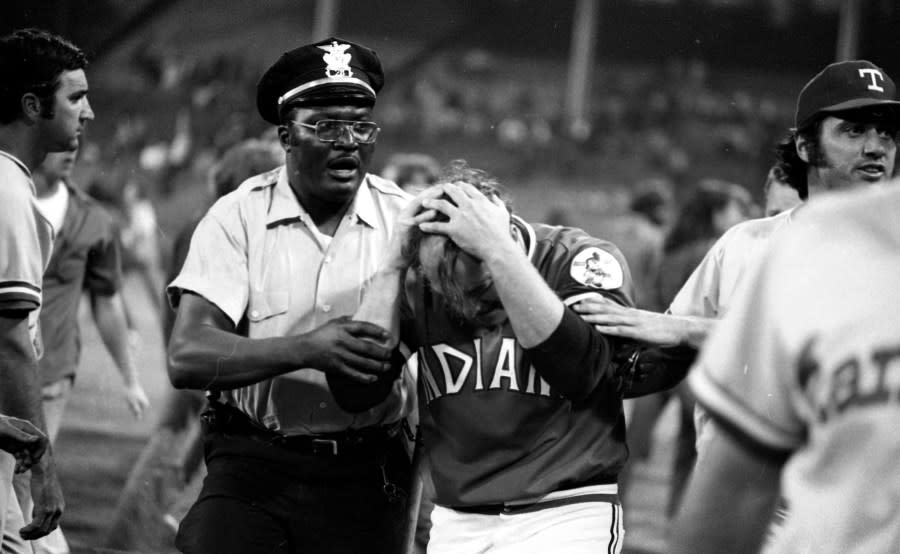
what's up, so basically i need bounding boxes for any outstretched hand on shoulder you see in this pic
[573,294,687,346]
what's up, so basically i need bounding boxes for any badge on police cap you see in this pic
[570,247,624,290]
[320,41,353,79]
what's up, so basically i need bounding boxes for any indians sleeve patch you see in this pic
[570,247,624,290]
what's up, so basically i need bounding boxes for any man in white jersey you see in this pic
[668,181,900,553]
[0,28,93,547]
[574,60,899,456]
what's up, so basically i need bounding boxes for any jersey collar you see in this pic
[0,150,34,193]
[511,214,536,262]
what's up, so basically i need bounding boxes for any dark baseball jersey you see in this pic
[403,216,634,507]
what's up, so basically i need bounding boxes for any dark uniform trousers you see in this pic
[175,405,411,554]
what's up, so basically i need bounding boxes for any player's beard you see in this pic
[441,284,506,329]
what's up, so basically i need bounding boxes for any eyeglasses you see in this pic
[295,119,380,144]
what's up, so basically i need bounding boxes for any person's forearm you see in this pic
[354,266,406,348]
[30,440,58,476]
[528,308,617,401]
[481,243,624,401]
[168,326,309,390]
[482,242,564,348]
[0,314,49,434]
[677,315,715,349]
[138,265,165,319]
[91,293,139,386]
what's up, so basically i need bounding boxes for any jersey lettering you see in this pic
[525,364,552,396]
[489,338,520,391]
[419,338,552,406]
[432,344,473,394]
[800,338,900,422]
[420,357,444,404]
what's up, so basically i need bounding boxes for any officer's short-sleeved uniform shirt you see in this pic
[37,183,122,385]
[168,167,413,435]
[689,185,900,554]
[0,151,54,355]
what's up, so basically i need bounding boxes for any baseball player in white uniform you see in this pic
[669,181,900,553]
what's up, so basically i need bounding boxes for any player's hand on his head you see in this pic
[385,186,443,270]
[419,182,513,260]
[0,415,48,473]
[302,316,394,383]
[124,382,150,420]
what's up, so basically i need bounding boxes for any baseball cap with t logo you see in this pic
[794,60,900,130]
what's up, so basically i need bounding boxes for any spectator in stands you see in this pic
[630,177,677,230]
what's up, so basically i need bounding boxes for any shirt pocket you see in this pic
[247,287,289,323]
[247,237,291,326]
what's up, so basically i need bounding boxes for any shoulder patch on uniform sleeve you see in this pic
[570,247,624,289]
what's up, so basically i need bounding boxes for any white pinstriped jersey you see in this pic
[689,184,900,554]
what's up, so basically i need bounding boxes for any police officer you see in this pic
[167,37,413,553]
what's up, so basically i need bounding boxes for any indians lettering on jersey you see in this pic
[418,335,553,406]
[798,336,900,423]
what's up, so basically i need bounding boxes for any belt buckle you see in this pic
[311,438,339,456]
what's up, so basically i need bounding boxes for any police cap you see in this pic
[256,37,384,125]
